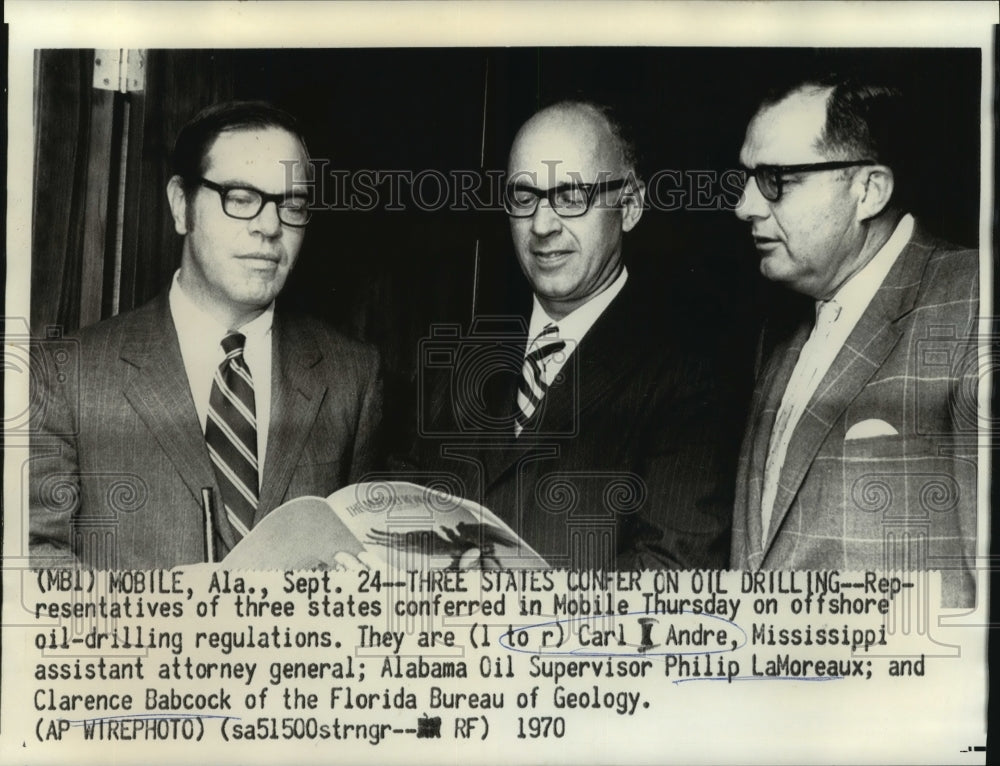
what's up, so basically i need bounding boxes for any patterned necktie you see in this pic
[515,324,565,437]
[760,299,842,544]
[205,332,259,539]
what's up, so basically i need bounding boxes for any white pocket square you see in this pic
[845,419,899,440]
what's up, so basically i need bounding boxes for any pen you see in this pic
[201,487,216,564]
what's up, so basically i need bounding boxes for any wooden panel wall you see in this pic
[31,50,235,333]
[32,51,98,333]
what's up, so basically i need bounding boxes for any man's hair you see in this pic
[766,75,906,162]
[760,75,910,207]
[171,100,309,195]
[542,99,641,182]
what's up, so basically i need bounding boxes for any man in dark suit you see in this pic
[730,77,979,607]
[413,101,737,570]
[29,101,382,569]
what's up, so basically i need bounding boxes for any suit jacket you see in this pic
[731,224,979,607]
[409,278,740,570]
[29,292,383,569]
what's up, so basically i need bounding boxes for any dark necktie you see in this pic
[515,323,565,436]
[205,332,259,539]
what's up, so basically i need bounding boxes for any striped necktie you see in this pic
[205,332,259,540]
[515,324,565,437]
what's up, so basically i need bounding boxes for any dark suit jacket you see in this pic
[408,278,739,570]
[731,224,979,607]
[29,292,383,569]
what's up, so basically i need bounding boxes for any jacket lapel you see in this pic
[256,314,327,519]
[761,227,934,554]
[119,294,235,550]
[741,318,810,567]
[481,280,645,488]
[479,338,531,488]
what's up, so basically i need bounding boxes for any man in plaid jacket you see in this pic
[730,75,979,608]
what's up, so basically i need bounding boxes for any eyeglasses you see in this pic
[504,179,628,218]
[198,178,311,227]
[742,160,875,203]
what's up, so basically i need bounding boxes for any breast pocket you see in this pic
[843,433,935,460]
[837,434,966,566]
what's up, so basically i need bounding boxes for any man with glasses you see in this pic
[731,78,979,607]
[30,101,383,569]
[415,101,736,569]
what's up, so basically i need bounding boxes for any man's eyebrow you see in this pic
[211,178,262,190]
[214,179,310,197]
[508,181,588,191]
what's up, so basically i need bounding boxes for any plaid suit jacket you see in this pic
[731,224,979,607]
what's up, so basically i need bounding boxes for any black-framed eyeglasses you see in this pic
[198,178,312,227]
[742,160,875,203]
[504,179,628,218]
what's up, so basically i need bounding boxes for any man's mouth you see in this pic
[532,249,572,261]
[752,235,782,250]
[237,252,281,264]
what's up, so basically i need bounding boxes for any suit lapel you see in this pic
[742,318,810,566]
[119,294,235,550]
[479,345,529,488]
[761,228,934,554]
[481,281,645,488]
[256,314,327,519]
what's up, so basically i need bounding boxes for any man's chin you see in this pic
[758,265,817,297]
[232,282,283,312]
[529,279,575,304]
[758,254,792,284]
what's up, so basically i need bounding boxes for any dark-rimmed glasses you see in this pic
[198,178,311,227]
[742,160,875,203]
[504,179,628,218]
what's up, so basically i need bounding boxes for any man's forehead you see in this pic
[204,126,310,181]
[741,89,830,165]
[508,110,620,183]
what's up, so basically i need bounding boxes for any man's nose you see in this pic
[530,199,563,236]
[734,175,770,221]
[250,199,283,237]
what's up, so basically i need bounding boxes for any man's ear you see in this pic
[166,175,190,235]
[621,179,646,233]
[855,166,894,222]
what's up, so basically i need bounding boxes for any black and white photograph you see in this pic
[2,2,993,764]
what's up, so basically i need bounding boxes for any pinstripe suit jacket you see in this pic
[731,225,979,607]
[29,292,383,569]
[412,279,740,570]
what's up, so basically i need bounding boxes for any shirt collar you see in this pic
[828,213,914,315]
[528,266,629,341]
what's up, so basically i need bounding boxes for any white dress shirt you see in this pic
[168,272,274,485]
[525,266,629,388]
[760,214,914,541]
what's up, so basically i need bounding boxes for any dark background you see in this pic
[31,47,983,435]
